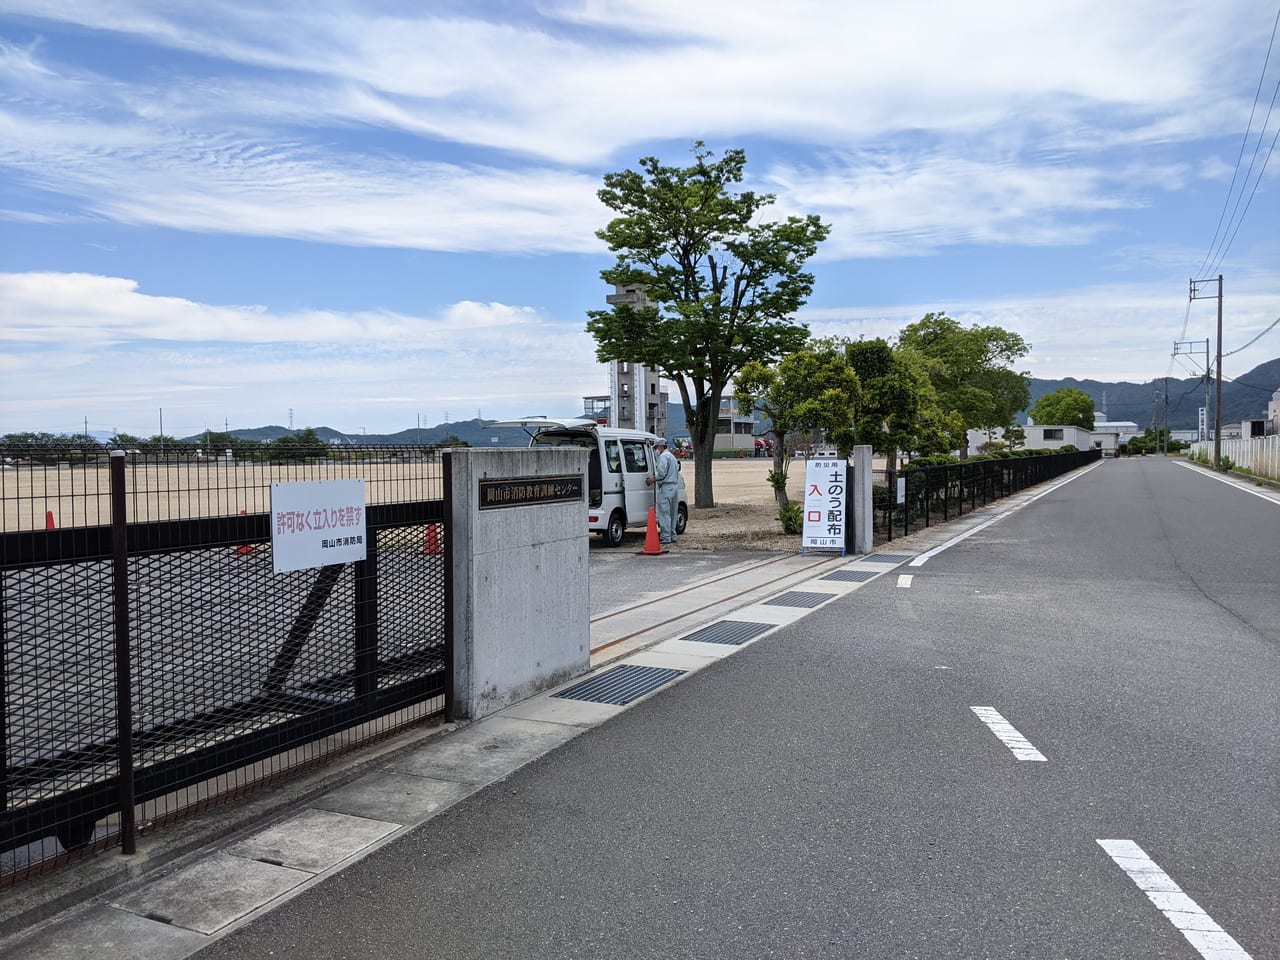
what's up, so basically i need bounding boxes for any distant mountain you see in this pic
[184,419,532,447]
[1026,357,1280,430]
[164,357,1277,448]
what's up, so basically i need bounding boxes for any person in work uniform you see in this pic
[645,437,680,545]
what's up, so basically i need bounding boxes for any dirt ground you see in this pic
[2,455,814,549]
[674,457,804,551]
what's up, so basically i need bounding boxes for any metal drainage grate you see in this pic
[680,620,774,646]
[763,591,835,609]
[552,664,685,705]
[820,569,879,583]
[862,553,914,564]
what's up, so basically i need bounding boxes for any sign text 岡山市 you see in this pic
[478,475,583,510]
[801,457,846,553]
[270,479,367,573]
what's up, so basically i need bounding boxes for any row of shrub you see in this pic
[901,446,1078,470]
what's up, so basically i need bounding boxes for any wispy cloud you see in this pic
[0,0,1267,252]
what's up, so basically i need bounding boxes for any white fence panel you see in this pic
[1188,436,1280,481]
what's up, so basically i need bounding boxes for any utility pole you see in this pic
[1189,276,1224,466]
[1173,339,1211,442]
[1164,379,1169,454]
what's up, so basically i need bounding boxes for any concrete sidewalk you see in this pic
[1,468,1097,960]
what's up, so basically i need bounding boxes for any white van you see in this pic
[492,417,688,546]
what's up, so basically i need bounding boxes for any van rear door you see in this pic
[618,437,656,525]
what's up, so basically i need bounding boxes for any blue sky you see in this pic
[2,1,1278,439]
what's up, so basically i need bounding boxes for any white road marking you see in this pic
[897,574,913,588]
[1173,460,1280,506]
[969,706,1046,761]
[1097,839,1254,960]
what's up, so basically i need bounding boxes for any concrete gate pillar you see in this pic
[850,445,874,554]
[445,448,590,720]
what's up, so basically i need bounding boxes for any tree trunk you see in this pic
[772,446,789,508]
[692,436,715,508]
[677,378,727,509]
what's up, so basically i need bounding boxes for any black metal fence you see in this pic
[876,449,1101,543]
[1,446,449,884]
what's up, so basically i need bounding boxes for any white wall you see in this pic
[967,424,1092,451]
[1189,436,1280,482]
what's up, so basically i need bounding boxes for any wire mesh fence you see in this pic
[1,446,449,885]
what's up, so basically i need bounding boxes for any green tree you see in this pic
[842,338,961,470]
[109,432,145,451]
[1029,387,1095,429]
[141,434,190,457]
[198,431,260,460]
[896,312,1031,447]
[270,428,328,461]
[0,432,64,461]
[586,142,829,507]
[735,342,861,508]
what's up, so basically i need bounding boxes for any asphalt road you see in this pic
[195,457,1278,959]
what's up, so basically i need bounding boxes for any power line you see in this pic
[1195,3,1280,280]
[1203,109,1280,278]
[1223,315,1280,357]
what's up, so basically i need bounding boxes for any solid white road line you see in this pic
[1097,839,1254,960]
[1173,460,1280,506]
[897,574,913,588]
[969,706,1047,761]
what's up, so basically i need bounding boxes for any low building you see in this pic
[968,424,1094,453]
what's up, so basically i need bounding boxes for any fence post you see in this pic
[110,450,136,855]
[885,468,895,542]
[848,447,873,554]
[1,573,7,813]
[353,531,379,704]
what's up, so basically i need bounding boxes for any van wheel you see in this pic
[676,503,688,536]
[605,510,626,547]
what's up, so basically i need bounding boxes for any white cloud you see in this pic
[803,281,1280,385]
[0,272,602,435]
[0,1,1269,253]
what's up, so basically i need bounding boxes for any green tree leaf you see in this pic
[586,142,829,507]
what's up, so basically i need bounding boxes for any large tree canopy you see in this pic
[1029,387,1095,429]
[896,312,1031,444]
[585,143,829,507]
[735,342,861,508]
[842,338,961,466]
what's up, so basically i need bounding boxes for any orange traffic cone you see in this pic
[233,509,255,556]
[46,510,55,530]
[637,507,667,556]
[423,523,442,555]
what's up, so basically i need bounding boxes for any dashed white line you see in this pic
[969,706,1046,761]
[897,574,913,588]
[1097,839,1254,960]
